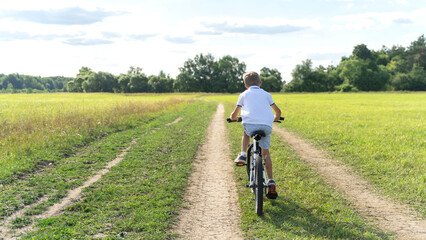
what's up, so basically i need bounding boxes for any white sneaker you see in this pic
[234,154,247,166]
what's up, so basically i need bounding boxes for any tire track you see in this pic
[174,103,243,239]
[274,126,426,240]
[0,139,138,240]
[0,117,183,240]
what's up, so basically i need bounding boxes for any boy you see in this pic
[229,71,281,199]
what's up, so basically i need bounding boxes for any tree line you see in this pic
[66,54,283,93]
[1,54,283,94]
[285,35,426,92]
[1,35,424,93]
[0,74,72,93]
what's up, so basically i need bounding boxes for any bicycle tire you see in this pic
[255,156,264,216]
[246,144,253,181]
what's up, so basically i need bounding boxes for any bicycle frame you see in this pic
[247,137,267,192]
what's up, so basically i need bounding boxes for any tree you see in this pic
[118,74,130,93]
[148,75,162,92]
[373,51,390,66]
[97,72,117,92]
[391,64,426,91]
[260,67,282,81]
[79,68,118,92]
[382,45,406,59]
[148,71,173,93]
[43,78,55,90]
[185,53,218,92]
[392,72,411,90]
[284,59,312,92]
[311,66,330,92]
[217,55,246,93]
[408,64,426,90]
[353,44,373,60]
[128,73,149,92]
[77,67,93,78]
[1,74,23,90]
[261,75,281,92]
[0,75,5,90]
[260,67,283,92]
[6,83,16,93]
[67,67,94,92]
[406,35,426,69]
[339,59,389,91]
[127,67,149,92]
[324,65,343,91]
[174,72,196,92]
[82,72,99,92]
[284,59,324,92]
[176,53,221,92]
[67,77,84,92]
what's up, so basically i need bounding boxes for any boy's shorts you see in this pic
[243,124,272,149]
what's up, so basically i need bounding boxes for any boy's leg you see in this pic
[235,131,250,165]
[242,131,250,153]
[262,147,277,199]
[262,148,273,179]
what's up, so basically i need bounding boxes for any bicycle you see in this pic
[227,116,284,216]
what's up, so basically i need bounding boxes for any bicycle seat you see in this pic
[250,130,266,137]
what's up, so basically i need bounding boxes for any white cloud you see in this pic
[330,10,421,31]
[62,38,114,46]
[164,36,196,44]
[0,7,126,25]
[202,22,309,35]
[181,16,321,37]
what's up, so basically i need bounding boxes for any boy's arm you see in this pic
[230,106,242,121]
[271,104,281,122]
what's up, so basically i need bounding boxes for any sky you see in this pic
[0,0,425,81]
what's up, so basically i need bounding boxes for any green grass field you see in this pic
[1,92,424,239]
[0,93,196,184]
[210,93,425,218]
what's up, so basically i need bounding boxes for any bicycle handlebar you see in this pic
[226,117,284,123]
[226,117,242,123]
[275,117,285,123]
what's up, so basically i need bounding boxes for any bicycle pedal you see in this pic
[266,192,278,199]
[235,163,246,166]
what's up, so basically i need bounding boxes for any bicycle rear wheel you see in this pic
[255,156,264,216]
[246,144,253,181]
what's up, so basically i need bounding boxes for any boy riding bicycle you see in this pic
[229,71,281,199]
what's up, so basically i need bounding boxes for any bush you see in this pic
[335,82,359,92]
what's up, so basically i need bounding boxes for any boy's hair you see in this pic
[243,71,261,86]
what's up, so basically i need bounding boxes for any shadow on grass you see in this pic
[263,198,391,240]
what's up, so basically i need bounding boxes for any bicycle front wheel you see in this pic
[255,156,264,216]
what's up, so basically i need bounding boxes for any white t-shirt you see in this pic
[236,86,275,127]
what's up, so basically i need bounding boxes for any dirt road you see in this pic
[174,103,243,239]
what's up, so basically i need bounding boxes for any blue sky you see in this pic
[0,0,425,81]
